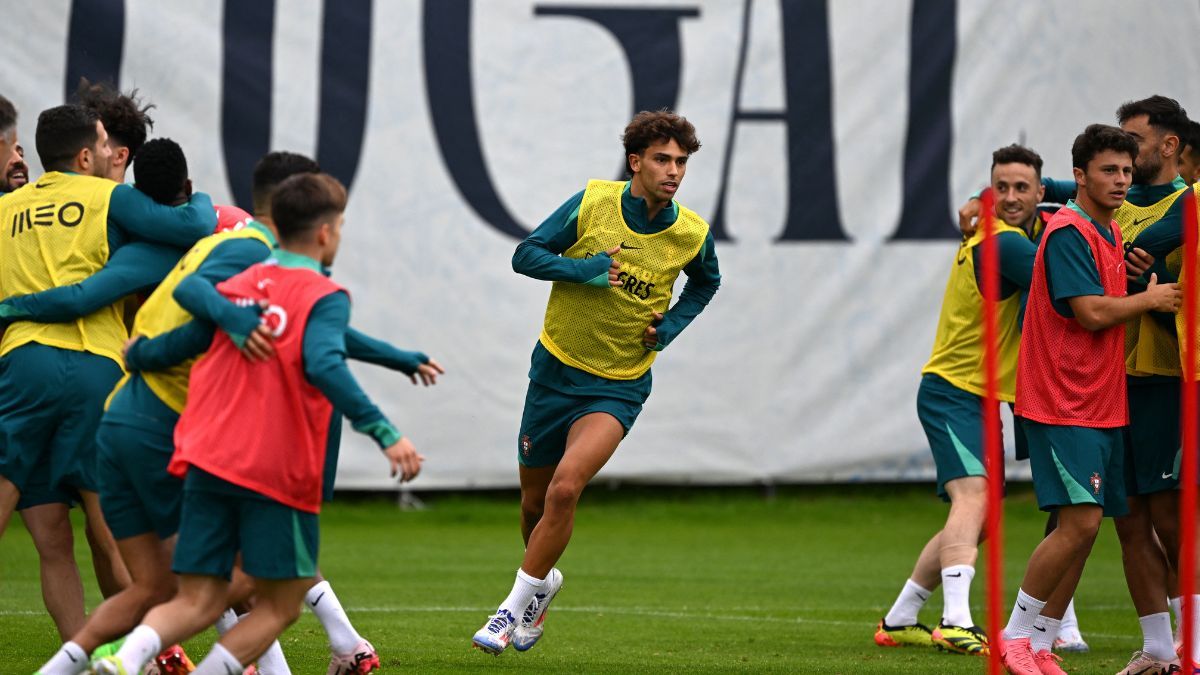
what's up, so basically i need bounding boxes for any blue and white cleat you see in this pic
[512,568,564,652]
[472,609,517,655]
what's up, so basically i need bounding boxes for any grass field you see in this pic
[0,484,1154,673]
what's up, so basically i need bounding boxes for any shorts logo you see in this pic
[520,434,532,457]
[1090,472,1101,495]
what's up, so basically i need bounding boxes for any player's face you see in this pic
[1178,145,1200,186]
[1076,149,1133,210]
[85,121,114,179]
[990,162,1043,227]
[1120,114,1167,185]
[103,139,130,182]
[0,126,15,177]
[629,139,688,204]
[2,144,28,192]
[319,213,345,267]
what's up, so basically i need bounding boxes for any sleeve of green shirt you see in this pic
[1040,177,1077,204]
[123,318,218,372]
[344,328,429,375]
[971,231,1037,296]
[512,189,615,285]
[107,185,216,249]
[1131,195,1187,260]
[304,292,401,449]
[172,238,272,346]
[1043,227,1104,318]
[650,232,721,351]
[0,242,183,324]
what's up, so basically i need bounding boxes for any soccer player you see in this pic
[471,109,720,654]
[999,124,1181,675]
[1178,120,1200,186]
[0,94,18,177]
[0,142,28,192]
[76,79,154,183]
[876,145,1047,657]
[94,172,422,675]
[0,104,214,553]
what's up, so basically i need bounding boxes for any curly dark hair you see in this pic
[75,78,155,160]
[621,109,700,177]
[134,138,188,205]
[991,144,1042,179]
[1071,124,1139,170]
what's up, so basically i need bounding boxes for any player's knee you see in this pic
[520,495,545,524]
[544,479,584,512]
[31,527,75,561]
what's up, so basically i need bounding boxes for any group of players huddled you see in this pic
[0,82,720,674]
[876,95,1200,675]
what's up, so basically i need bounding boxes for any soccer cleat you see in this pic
[1115,650,1181,675]
[151,645,195,675]
[932,622,990,655]
[512,568,564,652]
[873,618,935,648]
[326,639,381,674]
[1053,631,1090,654]
[1000,637,1040,675]
[1033,649,1067,675]
[473,609,517,655]
[92,656,131,675]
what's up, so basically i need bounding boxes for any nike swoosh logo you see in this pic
[916,593,929,601]
[1132,217,1151,228]
[1034,625,1046,632]
[311,591,326,607]
[67,653,78,663]
[619,241,642,250]
[1163,472,1175,479]
[1017,603,1027,612]
[946,572,963,578]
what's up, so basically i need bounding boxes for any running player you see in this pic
[999,124,1181,675]
[94,172,422,675]
[471,109,720,654]
[876,145,1046,657]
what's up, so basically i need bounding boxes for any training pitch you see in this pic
[0,485,1150,672]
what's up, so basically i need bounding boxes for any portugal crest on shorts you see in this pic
[521,435,532,457]
[1090,472,1101,495]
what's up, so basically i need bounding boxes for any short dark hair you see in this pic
[1071,123,1139,170]
[1182,120,1200,154]
[0,95,17,133]
[621,109,701,177]
[75,79,155,160]
[35,105,101,172]
[134,138,188,205]
[1116,95,1190,139]
[991,144,1043,179]
[271,173,347,243]
[252,151,321,214]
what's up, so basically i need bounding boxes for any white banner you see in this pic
[5,0,1200,488]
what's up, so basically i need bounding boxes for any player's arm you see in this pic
[303,292,421,480]
[172,238,272,347]
[123,319,217,372]
[1131,193,1189,260]
[107,184,216,248]
[344,327,444,385]
[643,233,721,351]
[0,242,183,324]
[512,190,617,285]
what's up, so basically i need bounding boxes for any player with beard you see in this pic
[0,143,28,192]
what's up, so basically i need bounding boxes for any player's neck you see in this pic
[279,241,324,263]
[1074,193,1115,225]
[1151,162,1179,186]
[629,179,669,222]
[254,213,281,238]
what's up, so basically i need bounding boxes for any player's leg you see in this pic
[519,464,556,545]
[19,502,86,639]
[79,491,131,596]
[1115,496,1176,665]
[0,476,19,537]
[307,574,378,674]
[208,577,312,670]
[932,476,989,655]
[876,530,939,647]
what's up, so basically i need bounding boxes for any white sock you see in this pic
[113,625,163,672]
[1030,615,1060,653]
[940,565,975,627]
[214,608,239,636]
[37,641,90,675]
[498,568,544,618]
[1191,596,1200,663]
[194,643,242,675]
[305,580,364,655]
[1001,589,1047,640]
[1059,598,1079,634]
[255,640,291,675]
[884,579,932,627]
[1170,596,1183,638]
[1140,611,1175,661]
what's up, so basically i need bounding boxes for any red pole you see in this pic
[979,189,1004,675]
[1181,186,1198,672]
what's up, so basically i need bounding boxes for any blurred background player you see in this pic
[876,145,1047,658]
[1000,125,1181,675]
[472,110,720,655]
[0,94,18,178]
[1,142,28,192]
[95,173,423,675]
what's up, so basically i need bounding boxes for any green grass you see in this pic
[0,485,1151,672]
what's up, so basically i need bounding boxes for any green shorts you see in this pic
[173,468,318,580]
[1021,418,1128,517]
[15,448,80,511]
[1124,377,1180,496]
[96,420,181,540]
[918,374,999,500]
[517,380,642,468]
[0,344,121,495]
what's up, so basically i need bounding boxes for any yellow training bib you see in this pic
[539,180,708,380]
[0,172,126,366]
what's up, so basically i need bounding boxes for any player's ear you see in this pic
[183,178,193,198]
[1072,166,1085,187]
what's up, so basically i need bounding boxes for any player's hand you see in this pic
[1145,273,1183,312]
[121,335,141,365]
[240,324,275,362]
[1124,246,1154,281]
[410,358,445,386]
[605,246,622,286]
[642,311,664,349]
[958,198,981,237]
[384,436,424,482]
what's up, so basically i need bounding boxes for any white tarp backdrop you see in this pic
[4,0,1200,489]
